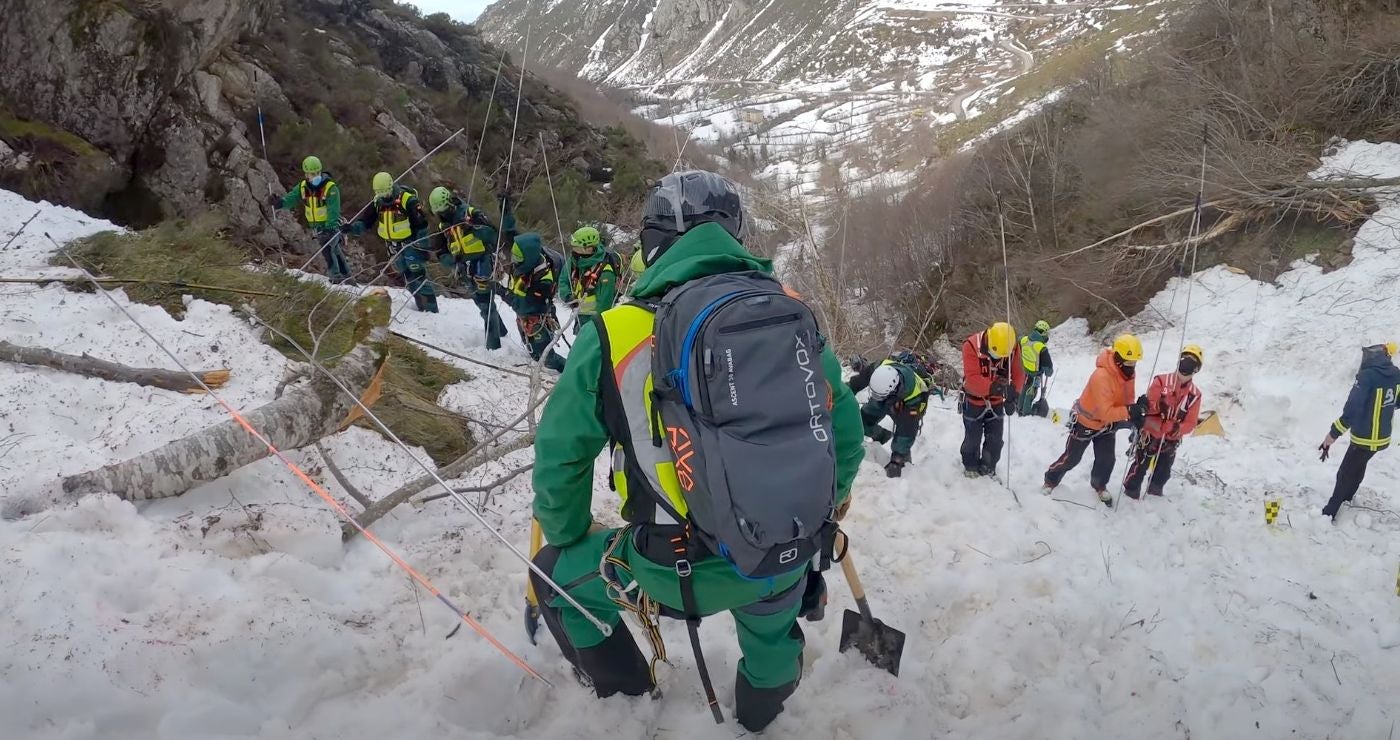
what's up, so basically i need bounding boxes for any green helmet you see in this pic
[570,226,601,251]
[302,155,322,175]
[372,172,395,198]
[429,186,454,215]
[1034,320,1051,334]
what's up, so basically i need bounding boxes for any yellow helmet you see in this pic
[1113,333,1144,363]
[1181,344,1204,365]
[986,322,1016,359]
[372,171,395,198]
[1386,342,1398,357]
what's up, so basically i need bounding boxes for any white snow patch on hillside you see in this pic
[581,22,615,79]
[3,141,1400,739]
[962,87,1067,151]
[603,0,662,84]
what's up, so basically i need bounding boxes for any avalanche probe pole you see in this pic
[257,103,274,197]
[996,192,1022,508]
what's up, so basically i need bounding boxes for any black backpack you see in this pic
[649,271,838,578]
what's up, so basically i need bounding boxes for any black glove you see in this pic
[266,193,281,208]
[990,380,1011,398]
[1318,443,1330,462]
[849,355,868,374]
[1006,387,1019,409]
[1129,398,1148,429]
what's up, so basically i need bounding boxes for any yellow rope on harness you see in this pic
[598,527,668,685]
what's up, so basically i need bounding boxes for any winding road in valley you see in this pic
[950,35,1036,121]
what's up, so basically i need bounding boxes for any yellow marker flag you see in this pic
[1264,500,1281,525]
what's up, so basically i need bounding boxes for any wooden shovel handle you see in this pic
[836,531,867,601]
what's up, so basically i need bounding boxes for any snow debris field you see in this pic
[2,140,1399,739]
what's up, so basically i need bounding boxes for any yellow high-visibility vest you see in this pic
[376,191,415,242]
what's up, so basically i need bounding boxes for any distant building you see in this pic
[739,108,766,125]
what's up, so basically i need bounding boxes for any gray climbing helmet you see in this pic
[639,170,747,265]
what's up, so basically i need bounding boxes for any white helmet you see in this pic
[868,364,902,400]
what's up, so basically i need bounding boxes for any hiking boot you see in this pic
[572,628,655,698]
[1094,487,1113,506]
[735,648,803,733]
[1041,483,1055,495]
[1147,487,1164,497]
[1123,489,1142,500]
[963,469,982,479]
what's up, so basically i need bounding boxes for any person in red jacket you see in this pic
[1123,345,1205,499]
[1043,333,1145,505]
[960,322,1025,477]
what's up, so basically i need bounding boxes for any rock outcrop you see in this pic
[0,0,653,253]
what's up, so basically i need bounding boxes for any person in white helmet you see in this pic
[849,355,932,477]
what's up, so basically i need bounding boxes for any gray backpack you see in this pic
[650,271,837,578]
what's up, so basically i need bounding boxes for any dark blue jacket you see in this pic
[1328,345,1400,450]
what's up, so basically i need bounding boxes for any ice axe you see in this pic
[836,532,906,676]
[523,518,543,644]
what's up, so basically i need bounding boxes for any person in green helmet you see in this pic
[528,171,864,733]
[1016,319,1055,417]
[495,228,566,372]
[428,186,510,349]
[560,226,620,334]
[345,172,437,312]
[269,156,351,283]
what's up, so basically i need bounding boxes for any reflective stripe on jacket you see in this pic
[1329,345,1400,450]
[961,331,1026,405]
[299,178,336,225]
[1142,373,1202,441]
[377,191,416,242]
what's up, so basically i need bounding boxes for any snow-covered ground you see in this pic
[3,140,1399,739]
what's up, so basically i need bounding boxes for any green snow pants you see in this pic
[531,527,806,690]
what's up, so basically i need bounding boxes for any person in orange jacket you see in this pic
[959,322,1025,477]
[1123,345,1205,499]
[1043,333,1145,505]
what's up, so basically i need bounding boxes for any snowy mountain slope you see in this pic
[2,140,1399,738]
[477,0,1172,195]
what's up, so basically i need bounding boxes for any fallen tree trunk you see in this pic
[0,340,230,393]
[61,329,388,502]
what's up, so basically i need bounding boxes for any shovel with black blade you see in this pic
[836,533,906,676]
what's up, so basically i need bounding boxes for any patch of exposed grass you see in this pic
[0,112,100,156]
[62,218,474,464]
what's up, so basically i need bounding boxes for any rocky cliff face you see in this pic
[0,0,655,250]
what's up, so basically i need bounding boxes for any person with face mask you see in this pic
[1043,333,1144,505]
[560,226,620,334]
[269,156,352,283]
[1122,345,1205,499]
